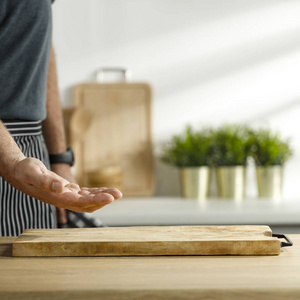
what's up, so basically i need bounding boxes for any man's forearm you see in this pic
[42,45,67,155]
[0,121,26,183]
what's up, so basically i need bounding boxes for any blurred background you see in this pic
[53,0,300,230]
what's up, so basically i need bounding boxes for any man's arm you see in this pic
[42,45,72,224]
[0,46,122,212]
[0,125,122,212]
[42,45,69,157]
[0,122,27,181]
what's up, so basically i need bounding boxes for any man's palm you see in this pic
[12,157,122,213]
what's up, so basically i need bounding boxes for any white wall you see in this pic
[52,0,300,198]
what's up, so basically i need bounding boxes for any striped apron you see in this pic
[0,120,57,236]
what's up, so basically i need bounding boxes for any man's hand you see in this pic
[11,157,122,213]
[51,163,78,225]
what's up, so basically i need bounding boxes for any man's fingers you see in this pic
[29,172,66,193]
[77,192,115,209]
[101,188,123,199]
[22,160,70,193]
[57,192,114,213]
[65,183,80,192]
[93,192,115,203]
[53,182,80,194]
[52,181,65,193]
[84,194,115,212]
[78,189,91,195]
[78,187,123,199]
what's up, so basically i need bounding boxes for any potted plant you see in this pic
[210,124,250,200]
[248,128,293,199]
[161,126,212,199]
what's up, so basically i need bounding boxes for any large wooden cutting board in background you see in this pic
[12,226,282,257]
[72,82,154,196]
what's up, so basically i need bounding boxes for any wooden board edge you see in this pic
[12,239,281,257]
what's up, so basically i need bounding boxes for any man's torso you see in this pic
[0,0,55,121]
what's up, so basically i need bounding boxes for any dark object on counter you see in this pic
[58,211,107,228]
[272,233,293,247]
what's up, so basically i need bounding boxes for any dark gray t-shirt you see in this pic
[0,0,55,121]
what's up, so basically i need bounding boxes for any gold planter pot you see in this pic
[217,166,246,200]
[180,167,210,199]
[256,166,283,199]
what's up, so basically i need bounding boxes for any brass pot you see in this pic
[217,166,246,199]
[256,166,283,199]
[87,165,123,190]
[180,167,210,199]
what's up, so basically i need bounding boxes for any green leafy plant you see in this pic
[247,128,293,166]
[210,124,250,166]
[161,126,212,167]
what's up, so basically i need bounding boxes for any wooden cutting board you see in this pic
[72,83,154,196]
[12,226,282,257]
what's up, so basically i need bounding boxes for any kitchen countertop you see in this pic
[91,196,300,227]
[0,235,300,299]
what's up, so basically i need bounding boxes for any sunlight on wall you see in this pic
[53,0,300,197]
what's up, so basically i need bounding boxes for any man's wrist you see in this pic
[49,146,74,166]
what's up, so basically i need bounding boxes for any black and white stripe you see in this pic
[0,120,57,236]
[3,120,43,137]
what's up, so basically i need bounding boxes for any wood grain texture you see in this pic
[0,237,16,257]
[73,83,154,196]
[12,225,281,257]
[1,235,300,299]
[1,235,299,300]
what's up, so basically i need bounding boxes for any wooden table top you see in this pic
[1,235,300,300]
